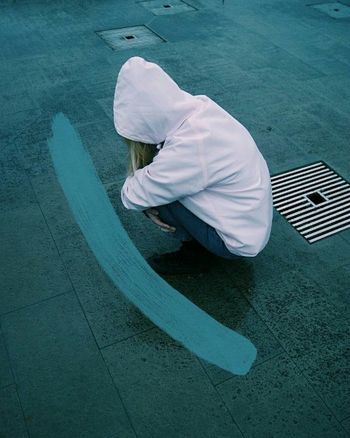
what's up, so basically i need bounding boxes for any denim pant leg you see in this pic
[155,201,240,260]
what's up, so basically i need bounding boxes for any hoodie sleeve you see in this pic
[121,140,206,210]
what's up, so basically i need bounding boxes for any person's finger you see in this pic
[160,224,176,231]
[156,220,173,229]
[148,208,159,215]
[145,210,175,231]
[147,212,161,223]
[148,213,173,229]
[156,219,175,230]
[160,227,176,232]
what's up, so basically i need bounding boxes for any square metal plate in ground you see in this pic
[95,25,165,51]
[137,0,197,15]
[271,161,350,243]
[308,2,350,18]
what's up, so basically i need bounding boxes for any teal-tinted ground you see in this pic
[0,0,349,437]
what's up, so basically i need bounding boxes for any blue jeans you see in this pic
[154,201,241,260]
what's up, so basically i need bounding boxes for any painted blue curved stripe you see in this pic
[47,112,257,376]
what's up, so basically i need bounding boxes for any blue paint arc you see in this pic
[47,112,257,376]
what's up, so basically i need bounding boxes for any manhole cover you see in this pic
[308,2,350,18]
[137,0,197,15]
[271,161,350,243]
[95,25,165,51]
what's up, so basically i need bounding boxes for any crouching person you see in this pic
[113,56,273,275]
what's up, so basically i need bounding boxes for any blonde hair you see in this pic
[122,137,159,177]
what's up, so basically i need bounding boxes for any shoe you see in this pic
[146,239,216,275]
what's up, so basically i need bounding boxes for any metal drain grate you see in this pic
[271,161,350,243]
[95,25,165,51]
[137,0,197,15]
[308,2,350,18]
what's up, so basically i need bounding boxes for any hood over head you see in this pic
[113,56,200,146]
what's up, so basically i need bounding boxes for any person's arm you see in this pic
[121,139,206,210]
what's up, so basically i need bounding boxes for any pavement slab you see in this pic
[1,0,349,436]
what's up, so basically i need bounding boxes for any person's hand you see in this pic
[143,208,176,232]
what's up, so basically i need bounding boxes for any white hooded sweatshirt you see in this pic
[113,56,273,257]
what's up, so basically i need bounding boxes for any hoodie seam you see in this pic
[197,140,208,191]
[192,98,209,191]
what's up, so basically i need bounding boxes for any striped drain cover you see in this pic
[271,161,350,243]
